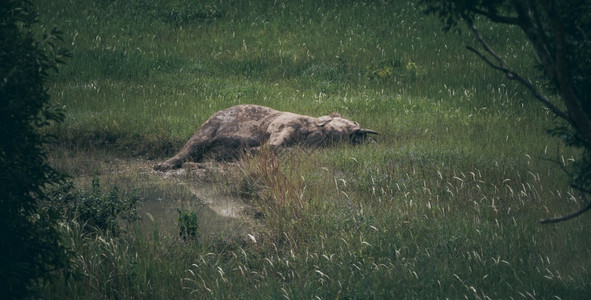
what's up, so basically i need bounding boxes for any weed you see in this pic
[177,209,200,241]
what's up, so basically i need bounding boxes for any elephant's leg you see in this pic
[268,127,296,151]
[207,136,261,161]
[154,122,219,171]
[154,139,209,171]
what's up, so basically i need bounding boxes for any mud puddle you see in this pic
[137,181,251,240]
[64,159,254,240]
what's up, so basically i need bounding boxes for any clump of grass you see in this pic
[365,58,426,82]
[236,147,309,241]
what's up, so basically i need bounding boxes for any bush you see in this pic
[177,209,200,241]
[0,0,70,298]
[48,179,139,235]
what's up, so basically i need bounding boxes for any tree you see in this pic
[422,0,591,223]
[1,0,70,297]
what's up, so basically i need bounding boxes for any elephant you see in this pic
[154,104,377,171]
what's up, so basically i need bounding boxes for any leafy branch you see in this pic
[423,0,591,223]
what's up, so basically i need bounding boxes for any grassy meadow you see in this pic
[36,0,590,298]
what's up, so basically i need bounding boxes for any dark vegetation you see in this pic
[1,0,70,297]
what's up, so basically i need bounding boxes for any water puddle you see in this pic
[186,185,247,218]
[68,159,255,241]
[137,180,250,240]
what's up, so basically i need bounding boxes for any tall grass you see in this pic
[37,0,589,298]
[40,0,547,155]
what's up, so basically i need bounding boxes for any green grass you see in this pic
[36,0,590,298]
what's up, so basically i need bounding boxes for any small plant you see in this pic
[366,59,401,80]
[48,178,139,234]
[366,59,425,81]
[177,209,199,241]
[165,4,222,26]
[405,60,425,79]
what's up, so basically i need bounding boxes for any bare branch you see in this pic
[471,8,521,25]
[526,0,555,73]
[540,200,591,224]
[466,46,507,73]
[466,21,570,122]
[538,148,591,223]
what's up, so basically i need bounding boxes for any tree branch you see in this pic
[471,8,521,25]
[540,200,591,224]
[526,0,555,73]
[513,0,558,85]
[538,145,591,223]
[466,21,570,122]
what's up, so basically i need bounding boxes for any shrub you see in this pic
[177,209,200,241]
[0,0,70,297]
[48,179,139,235]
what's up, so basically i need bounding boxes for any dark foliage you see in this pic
[47,179,139,235]
[177,209,200,241]
[0,0,70,297]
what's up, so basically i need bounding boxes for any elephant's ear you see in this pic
[315,116,332,127]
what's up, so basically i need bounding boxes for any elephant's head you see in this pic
[317,113,378,145]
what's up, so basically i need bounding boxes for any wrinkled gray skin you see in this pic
[154,104,378,171]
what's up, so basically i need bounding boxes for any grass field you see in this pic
[36,0,590,298]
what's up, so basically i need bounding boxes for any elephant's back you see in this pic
[207,104,281,142]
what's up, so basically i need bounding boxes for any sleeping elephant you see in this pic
[154,104,377,171]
